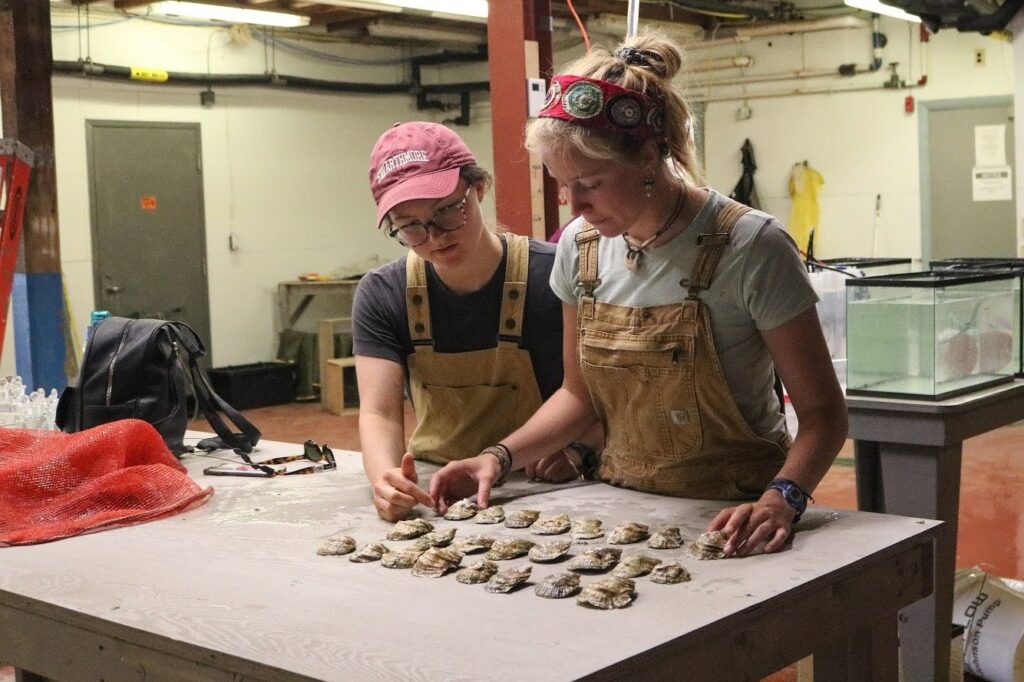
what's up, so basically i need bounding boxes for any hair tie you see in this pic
[616,46,661,70]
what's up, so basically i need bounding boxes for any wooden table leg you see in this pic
[15,670,49,682]
[878,442,961,682]
[812,613,899,681]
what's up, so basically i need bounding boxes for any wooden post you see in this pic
[0,0,69,391]
[487,0,557,239]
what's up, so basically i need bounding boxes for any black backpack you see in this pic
[56,317,260,456]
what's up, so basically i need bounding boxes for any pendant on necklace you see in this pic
[624,248,642,273]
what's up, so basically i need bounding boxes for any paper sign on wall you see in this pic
[140,196,157,211]
[972,166,1012,202]
[975,125,1007,167]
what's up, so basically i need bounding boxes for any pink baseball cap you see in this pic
[369,122,476,228]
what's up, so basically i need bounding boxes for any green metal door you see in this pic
[86,120,212,363]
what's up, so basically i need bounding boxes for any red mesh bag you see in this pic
[0,419,213,546]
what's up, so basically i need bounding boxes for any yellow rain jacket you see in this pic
[787,163,824,254]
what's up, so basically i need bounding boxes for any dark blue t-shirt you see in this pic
[352,236,564,400]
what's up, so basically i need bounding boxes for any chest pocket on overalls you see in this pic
[580,330,701,459]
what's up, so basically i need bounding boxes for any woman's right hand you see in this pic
[372,452,435,522]
[428,453,502,513]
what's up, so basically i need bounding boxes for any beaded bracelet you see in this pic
[481,443,512,485]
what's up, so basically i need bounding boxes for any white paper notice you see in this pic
[972,165,1013,201]
[975,125,1007,167]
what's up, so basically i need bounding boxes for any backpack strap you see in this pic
[169,322,261,453]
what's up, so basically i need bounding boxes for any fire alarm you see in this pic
[905,95,915,114]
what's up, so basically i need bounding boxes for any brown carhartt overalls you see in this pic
[576,198,789,500]
[405,234,544,465]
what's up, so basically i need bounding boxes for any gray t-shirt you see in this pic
[551,189,817,442]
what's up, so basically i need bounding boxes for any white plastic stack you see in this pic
[0,376,59,430]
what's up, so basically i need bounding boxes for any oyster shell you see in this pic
[571,518,604,541]
[692,530,729,560]
[647,526,683,550]
[608,522,650,545]
[612,554,662,578]
[380,547,424,569]
[650,562,692,584]
[484,537,535,561]
[532,513,572,535]
[475,505,505,524]
[349,542,389,563]
[413,527,457,551]
[577,577,636,609]
[528,539,572,563]
[453,534,496,554]
[411,546,464,578]
[386,518,434,541]
[444,498,479,521]
[504,509,540,529]
[535,572,581,599]
[316,534,356,556]
[484,565,532,593]
[456,559,500,584]
[567,547,622,572]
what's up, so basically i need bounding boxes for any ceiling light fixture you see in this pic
[143,2,311,28]
[316,0,487,22]
[843,0,921,22]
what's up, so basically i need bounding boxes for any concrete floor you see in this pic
[3,403,1018,680]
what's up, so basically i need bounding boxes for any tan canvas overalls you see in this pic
[576,198,790,500]
[405,234,544,465]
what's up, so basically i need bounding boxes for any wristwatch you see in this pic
[766,478,813,523]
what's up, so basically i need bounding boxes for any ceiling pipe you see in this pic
[683,36,752,50]
[727,15,867,38]
[690,81,923,103]
[689,56,753,71]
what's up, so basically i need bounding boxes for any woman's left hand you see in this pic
[707,489,796,557]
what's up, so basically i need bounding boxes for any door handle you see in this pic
[105,285,122,295]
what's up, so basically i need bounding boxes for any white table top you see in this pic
[0,436,941,681]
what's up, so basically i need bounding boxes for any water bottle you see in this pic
[83,310,110,353]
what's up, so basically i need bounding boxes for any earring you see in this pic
[642,177,655,198]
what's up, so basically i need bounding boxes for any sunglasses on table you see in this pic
[203,440,337,477]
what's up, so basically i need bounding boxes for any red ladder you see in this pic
[0,139,35,355]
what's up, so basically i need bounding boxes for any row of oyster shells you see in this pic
[390,508,698,551]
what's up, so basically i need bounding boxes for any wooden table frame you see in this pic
[277,279,360,333]
[1,439,940,681]
[847,379,1024,681]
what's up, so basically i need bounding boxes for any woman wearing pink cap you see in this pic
[428,32,847,557]
[354,122,600,522]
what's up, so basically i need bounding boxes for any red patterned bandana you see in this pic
[538,75,665,140]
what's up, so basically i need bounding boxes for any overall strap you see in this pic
[575,225,602,299]
[686,197,750,299]
[405,253,433,347]
[497,234,530,346]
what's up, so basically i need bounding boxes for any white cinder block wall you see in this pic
[0,9,1016,375]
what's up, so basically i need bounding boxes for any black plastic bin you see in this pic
[208,362,298,410]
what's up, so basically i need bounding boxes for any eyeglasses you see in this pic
[386,187,471,248]
[203,440,337,477]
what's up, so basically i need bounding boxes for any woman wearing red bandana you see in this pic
[427,32,847,557]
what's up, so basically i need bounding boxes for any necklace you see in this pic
[622,185,687,273]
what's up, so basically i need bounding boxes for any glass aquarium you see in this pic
[818,257,914,277]
[846,271,1018,400]
[930,259,1024,377]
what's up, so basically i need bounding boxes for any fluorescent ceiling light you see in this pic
[843,0,921,22]
[317,1,487,21]
[366,19,485,44]
[145,2,311,28]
